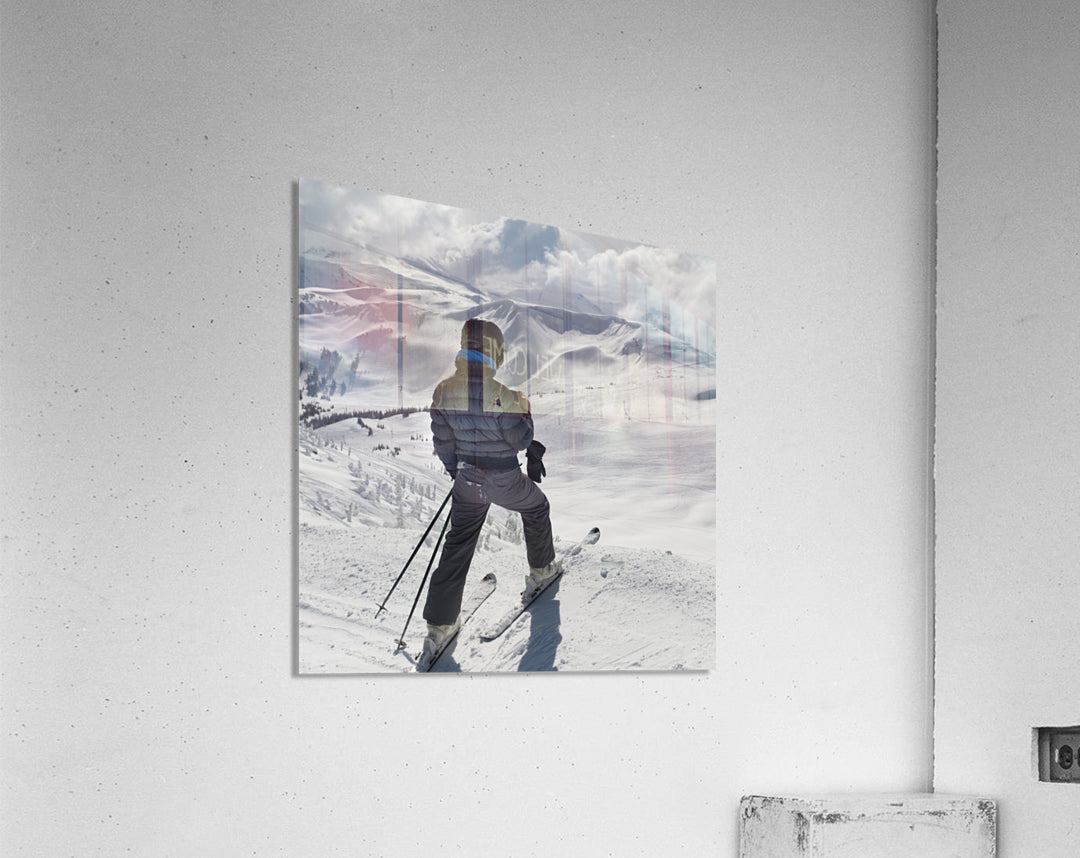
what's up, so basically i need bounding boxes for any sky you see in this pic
[298,178,716,330]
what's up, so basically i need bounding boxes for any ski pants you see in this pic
[423,464,555,626]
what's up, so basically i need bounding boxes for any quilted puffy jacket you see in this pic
[430,354,534,473]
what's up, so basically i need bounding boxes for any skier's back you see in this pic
[420,319,555,662]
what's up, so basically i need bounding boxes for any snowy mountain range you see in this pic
[298,245,715,424]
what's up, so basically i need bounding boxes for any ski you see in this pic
[414,572,497,672]
[478,527,600,642]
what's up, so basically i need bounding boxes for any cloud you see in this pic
[531,239,716,328]
[300,179,518,278]
[300,179,715,328]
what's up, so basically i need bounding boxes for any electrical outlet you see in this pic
[1037,726,1080,783]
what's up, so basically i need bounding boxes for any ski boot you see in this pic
[524,560,561,595]
[419,617,460,667]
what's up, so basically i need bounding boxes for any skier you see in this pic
[420,318,554,662]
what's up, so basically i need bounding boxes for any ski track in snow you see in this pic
[298,411,715,674]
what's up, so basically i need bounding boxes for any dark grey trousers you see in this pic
[422,466,555,626]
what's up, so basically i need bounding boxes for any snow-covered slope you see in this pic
[297,412,715,673]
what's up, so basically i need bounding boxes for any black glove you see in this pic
[526,440,547,483]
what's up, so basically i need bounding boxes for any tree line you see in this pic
[299,348,360,399]
[301,404,426,430]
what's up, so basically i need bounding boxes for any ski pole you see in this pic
[375,486,453,617]
[395,508,451,650]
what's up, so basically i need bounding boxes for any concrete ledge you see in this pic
[740,794,996,857]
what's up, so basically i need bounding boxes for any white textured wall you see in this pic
[0,2,933,854]
[935,1,1080,855]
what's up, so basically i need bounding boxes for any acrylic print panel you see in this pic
[297,179,716,673]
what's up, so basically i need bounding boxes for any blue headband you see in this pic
[458,348,497,370]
